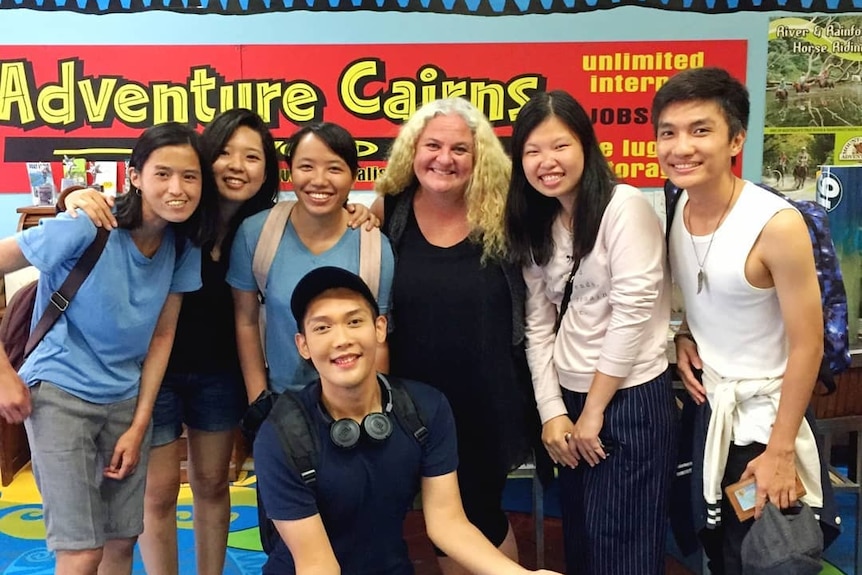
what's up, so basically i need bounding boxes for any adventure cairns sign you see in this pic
[0,41,746,192]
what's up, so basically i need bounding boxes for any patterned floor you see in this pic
[0,465,855,574]
[0,467,267,574]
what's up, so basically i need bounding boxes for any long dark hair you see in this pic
[116,122,217,246]
[505,90,616,267]
[201,108,280,257]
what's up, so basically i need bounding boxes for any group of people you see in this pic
[0,64,838,575]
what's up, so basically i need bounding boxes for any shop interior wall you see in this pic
[0,6,794,237]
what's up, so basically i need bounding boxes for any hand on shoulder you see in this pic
[60,187,117,230]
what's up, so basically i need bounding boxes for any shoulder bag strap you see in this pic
[271,390,319,486]
[252,201,295,296]
[25,226,110,358]
[381,375,428,445]
[358,226,382,299]
[553,256,581,335]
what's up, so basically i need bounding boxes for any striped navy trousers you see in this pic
[559,369,678,575]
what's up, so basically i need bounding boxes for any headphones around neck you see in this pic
[323,375,394,450]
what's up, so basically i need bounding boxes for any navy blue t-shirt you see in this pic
[255,378,458,575]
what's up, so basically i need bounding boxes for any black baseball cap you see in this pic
[291,267,380,327]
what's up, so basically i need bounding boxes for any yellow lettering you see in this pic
[152,84,189,124]
[383,81,416,121]
[340,59,382,116]
[506,77,540,122]
[282,83,318,123]
[420,66,440,105]
[78,77,118,124]
[114,83,150,124]
[255,82,282,123]
[441,80,468,99]
[218,85,234,113]
[36,60,76,126]
[600,141,614,158]
[236,82,253,110]
[0,61,35,123]
[189,68,217,124]
[356,139,379,159]
[471,83,504,122]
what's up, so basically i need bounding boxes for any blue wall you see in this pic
[0,7,794,236]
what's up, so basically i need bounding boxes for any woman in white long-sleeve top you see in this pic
[505,90,677,575]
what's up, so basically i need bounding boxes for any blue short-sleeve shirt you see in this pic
[226,208,395,392]
[255,377,458,575]
[16,213,202,403]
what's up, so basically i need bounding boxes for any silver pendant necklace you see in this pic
[684,179,738,295]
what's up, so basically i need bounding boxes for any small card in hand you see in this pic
[724,476,806,522]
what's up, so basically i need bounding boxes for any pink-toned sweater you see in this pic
[523,184,671,424]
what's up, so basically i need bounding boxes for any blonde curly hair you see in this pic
[375,98,511,261]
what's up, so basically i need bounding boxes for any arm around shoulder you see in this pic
[0,237,32,276]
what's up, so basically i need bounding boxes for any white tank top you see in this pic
[669,181,794,379]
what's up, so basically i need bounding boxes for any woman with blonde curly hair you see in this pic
[372,97,542,575]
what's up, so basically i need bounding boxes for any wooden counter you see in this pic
[15,206,56,232]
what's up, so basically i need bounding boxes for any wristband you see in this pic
[240,389,279,441]
[674,331,696,346]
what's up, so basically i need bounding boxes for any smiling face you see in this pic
[129,144,202,228]
[290,133,355,216]
[412,114,474,198]
[521,115,584,212]
[211,125,267,206]
[655,99,745,195]
[295,288,387,390]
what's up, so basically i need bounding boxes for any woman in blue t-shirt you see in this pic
[0,122,214,575]
[227,122,394,397]
[62,111,378,575]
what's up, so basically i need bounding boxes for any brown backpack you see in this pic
[0,228,108,370]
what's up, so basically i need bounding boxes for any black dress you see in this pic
[169,242,241,375]
[384,195,536,545]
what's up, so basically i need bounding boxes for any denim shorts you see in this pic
[151,371,246,447]
[25,381,152,551]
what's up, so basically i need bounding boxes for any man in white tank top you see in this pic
[652,67,830,574]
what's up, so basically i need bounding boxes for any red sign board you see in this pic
[0,41,747,192]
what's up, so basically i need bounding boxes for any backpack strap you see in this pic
[359,226,382,299]
[253,201,379,299]
[252,201,296,298]
[381,374,429,446]
[270,377,428,492]
[270,391,319,486]
[25,227,109,358]
[664,179,683,241]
